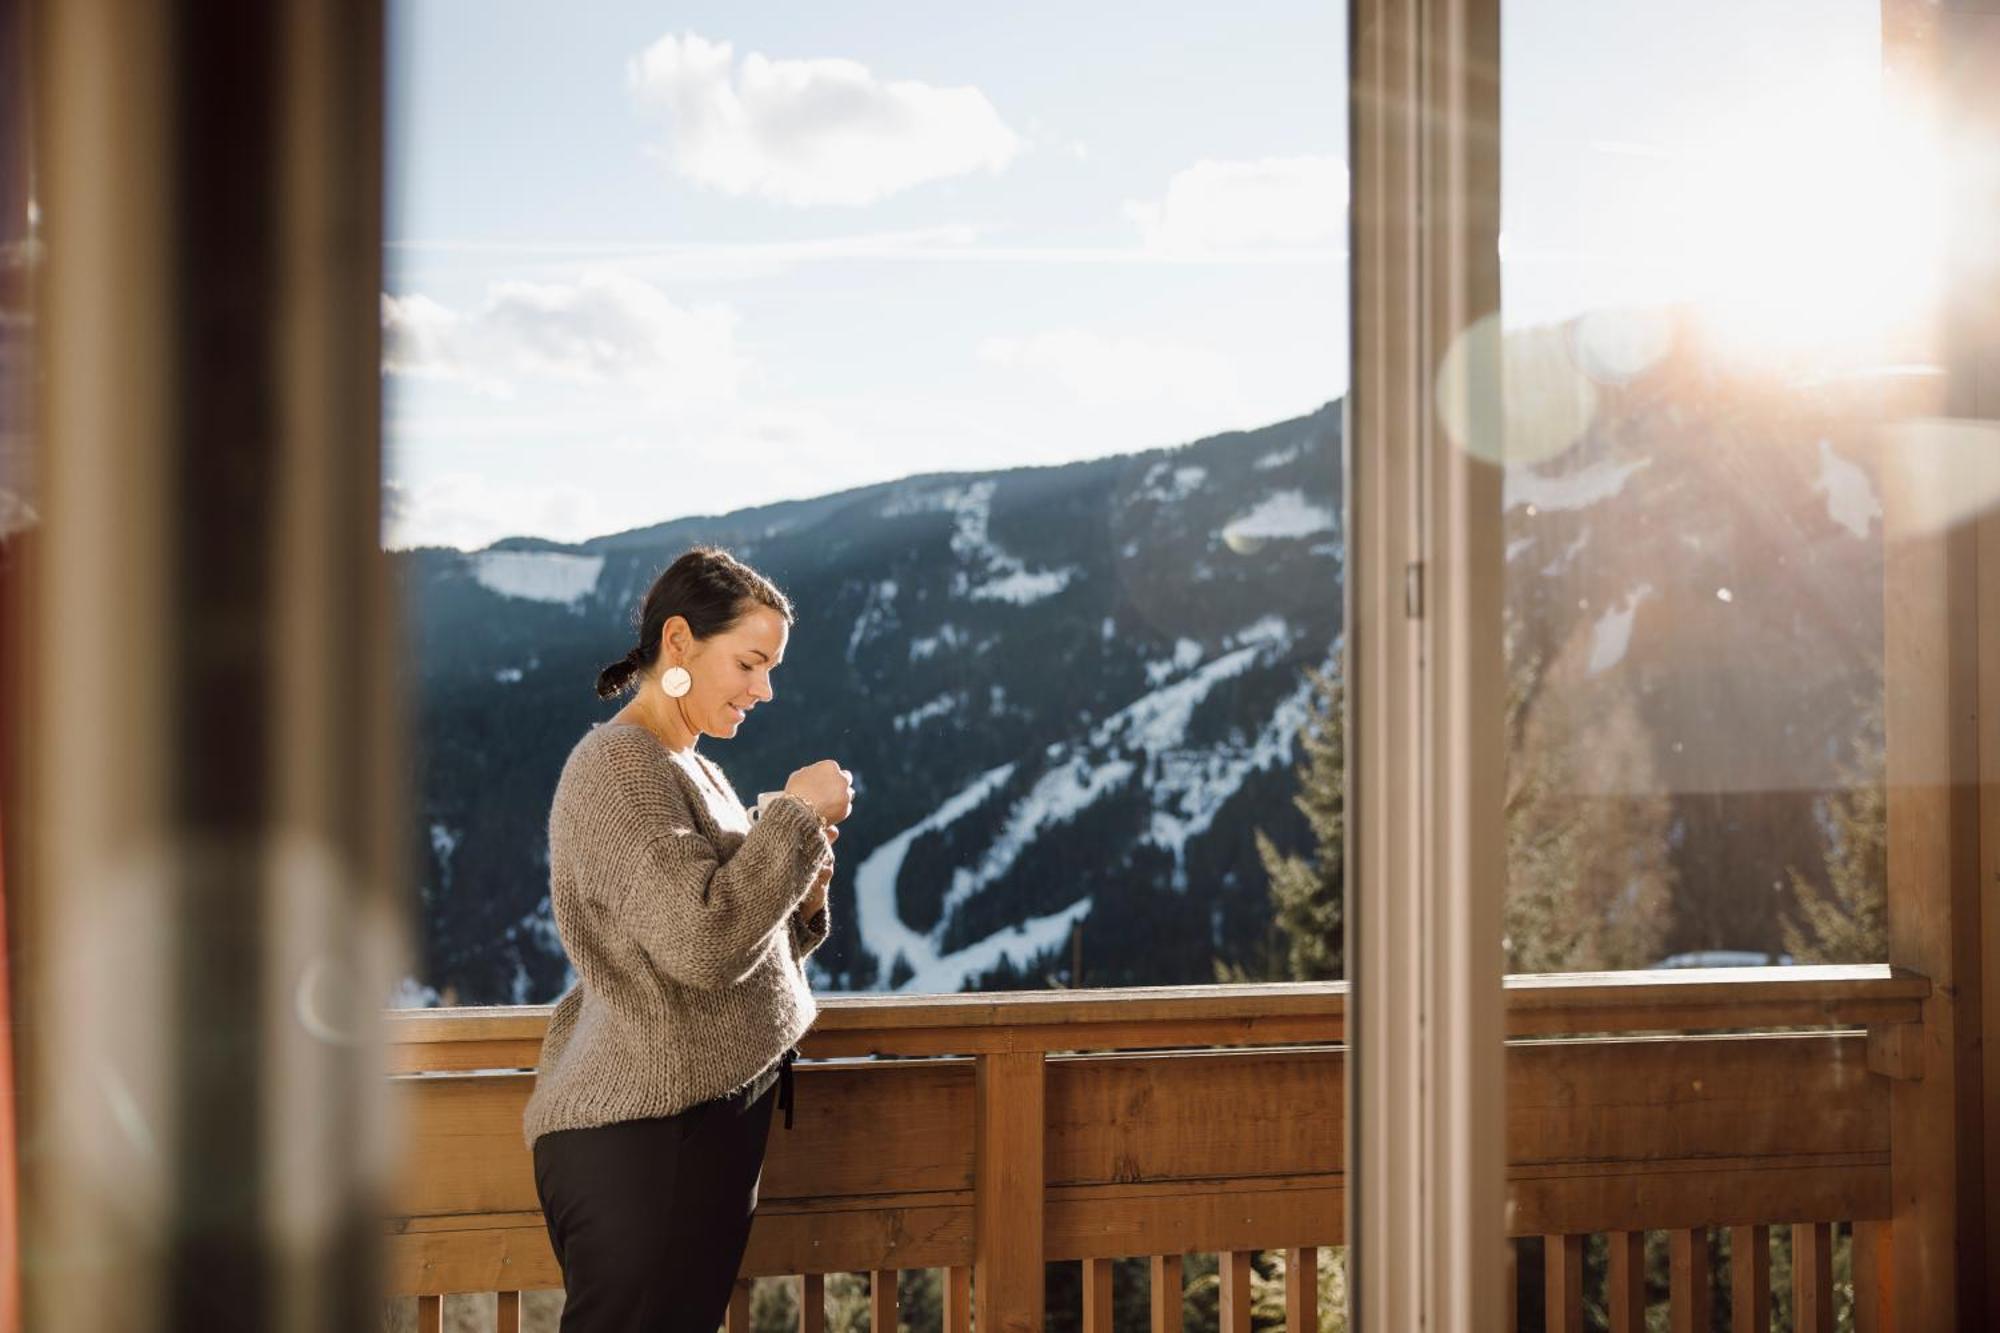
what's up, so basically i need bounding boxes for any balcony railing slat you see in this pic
[1669,1229,1711,1333]
[1219,1250,1253,1333]
[1285,1246,1317,1333]
[1607,1230,1645,1333]
[1727,1225,1768,1332]
[1083,1257,1114,1333]
[1149,1254,1182,1333]
[798,1273,824,1333]
[943,1266,971,1333]
[870,1269,898,1333]
[1544,1234,1583,1333]
[416,1294,442,1333]
[1853,1219,1889,1333]
[1792,1221,1834,1333]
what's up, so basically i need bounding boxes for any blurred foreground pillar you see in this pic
[23,1,402,1329]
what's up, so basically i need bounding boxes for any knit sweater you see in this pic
[522,722,834,1148]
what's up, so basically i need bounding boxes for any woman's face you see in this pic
[664,605,788,739]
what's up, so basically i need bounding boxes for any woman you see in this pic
[523,545,854,1332]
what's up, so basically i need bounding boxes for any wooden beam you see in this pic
[380,966,1927,1073]
[974,1053,1044,1333]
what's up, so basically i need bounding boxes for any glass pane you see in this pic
[1496,1,1950,1324]
[385,4,1350,1006]
[1500,0,1920,976]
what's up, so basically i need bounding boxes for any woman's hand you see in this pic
[784,760,855,826]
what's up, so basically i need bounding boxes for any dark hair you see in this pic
[594,546,795,699]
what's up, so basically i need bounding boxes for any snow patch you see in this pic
[971,566,1076,605]
[939,480,1079,606]
[935,757,1137,926]
[1139,461,1208,503]
[1146,637,1206,687]
[910,623,969,661]
[472,550,604,606]
[1220,489,1335,544]
[1587,584,1655,675]
[1255,442,1303,470]
[900,898,1093,995]
[389,976,441,1009]
[894,692,960,733]
[1541,529,1589,577]
[847,578,901,661]
[850,763,1018,989]
[1814,439,1881,539]
[494,667,524,684]
[1144,672,1318,885]
[1507,457,1653,513]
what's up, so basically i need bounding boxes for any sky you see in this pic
[383,0,1893,551]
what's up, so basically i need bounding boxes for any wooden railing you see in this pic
[384,965,1927,1331]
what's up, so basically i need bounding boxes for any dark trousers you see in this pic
[533,1076,780,1333]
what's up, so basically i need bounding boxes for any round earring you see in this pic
[660,665,692,698]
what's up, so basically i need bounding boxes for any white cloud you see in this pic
[628,32,1022,207]
[382,474,634,551]
[978,329,1239,410]
[1124,156,1348,254]
[381,269,743,400]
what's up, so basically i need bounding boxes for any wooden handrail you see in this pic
[382,964,1927,1073]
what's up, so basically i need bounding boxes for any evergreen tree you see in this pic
[1251,665,1345,982]
[1502,618,1674,974]
[1784,698,1887,963]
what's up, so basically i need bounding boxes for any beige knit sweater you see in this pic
[522,722,833,1147]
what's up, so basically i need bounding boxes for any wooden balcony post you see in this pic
[1881,398,1990,1331]
[974,1051,1044,1333]
[25,1,396,1329]
[1879,3,2000,1328]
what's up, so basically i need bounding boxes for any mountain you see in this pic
[397,407,1345,1004]
[397,314,1891,1007]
